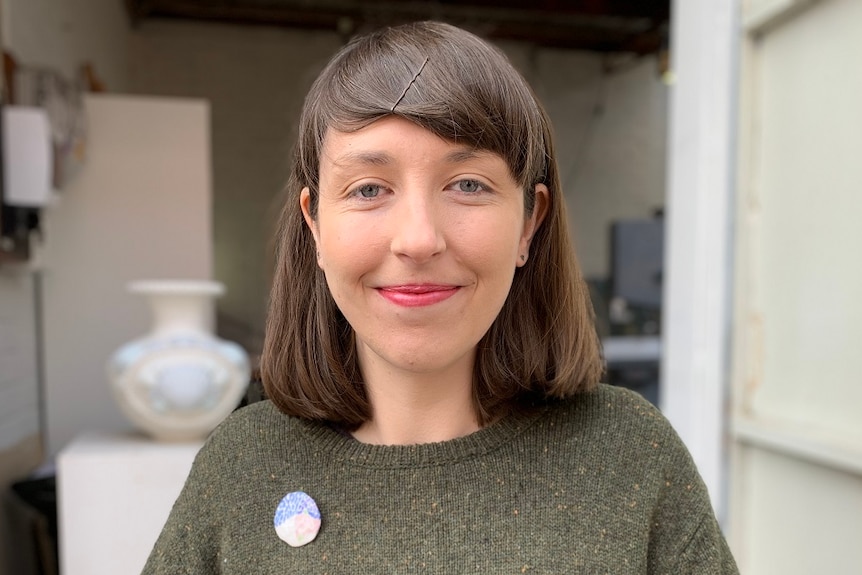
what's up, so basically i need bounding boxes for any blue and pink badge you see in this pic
[274,491,321,547]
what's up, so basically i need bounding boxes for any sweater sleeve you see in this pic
[140,435,224,575]
[666,513,739,574]
[644,415,740,575]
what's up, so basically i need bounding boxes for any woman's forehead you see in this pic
[319,117,505,169]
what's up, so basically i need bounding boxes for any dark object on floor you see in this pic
[10,474,58,575]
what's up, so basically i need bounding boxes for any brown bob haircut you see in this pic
[262,21,602,428]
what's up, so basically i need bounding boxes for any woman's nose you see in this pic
[389,194,446,263]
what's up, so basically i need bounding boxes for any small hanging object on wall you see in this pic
[107,280,250,442]
[8,51,89,191]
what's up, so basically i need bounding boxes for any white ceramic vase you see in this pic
[107,280,250,442]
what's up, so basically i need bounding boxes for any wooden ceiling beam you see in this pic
[126,0,669,53]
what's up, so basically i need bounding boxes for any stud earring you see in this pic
[520,254,526,262]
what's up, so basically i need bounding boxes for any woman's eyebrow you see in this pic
[330,147,489,170]
[444,148,489,164]
[332,150,392,168]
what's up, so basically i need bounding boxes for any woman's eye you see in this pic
[355,184,381,198]
[457,179,483,193]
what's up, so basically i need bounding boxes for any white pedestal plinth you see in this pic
[57,432,203,575]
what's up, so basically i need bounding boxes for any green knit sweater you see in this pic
[142,384,738,574]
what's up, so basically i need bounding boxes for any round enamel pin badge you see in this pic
[274,491,321,547]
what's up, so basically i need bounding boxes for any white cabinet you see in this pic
[57,433,201,575]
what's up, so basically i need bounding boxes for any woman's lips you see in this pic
[377,285,460,307]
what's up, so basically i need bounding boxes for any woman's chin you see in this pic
[360,343,475,379]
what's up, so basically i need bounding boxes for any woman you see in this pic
[143,21,738,574]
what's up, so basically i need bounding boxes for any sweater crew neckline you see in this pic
[291,403,550,469]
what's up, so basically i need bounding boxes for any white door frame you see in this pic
[661,0,739,521]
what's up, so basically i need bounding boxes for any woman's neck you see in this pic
[351,349,480,446]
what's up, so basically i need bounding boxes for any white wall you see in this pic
[129,20,667,342]
[40,94,213,456]
[534,51,668,279]
[1,0,129,91]
[0,271,39,452]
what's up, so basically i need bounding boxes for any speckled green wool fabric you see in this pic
[142,384,738,574]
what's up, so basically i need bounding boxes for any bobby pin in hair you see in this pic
[390,57,429,112]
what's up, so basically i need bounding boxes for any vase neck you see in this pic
[147,293,215,337]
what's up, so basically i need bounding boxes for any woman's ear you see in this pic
[517,183,550,267]
[299,187,322,267]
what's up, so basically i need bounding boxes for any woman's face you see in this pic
[301,116,547,379]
